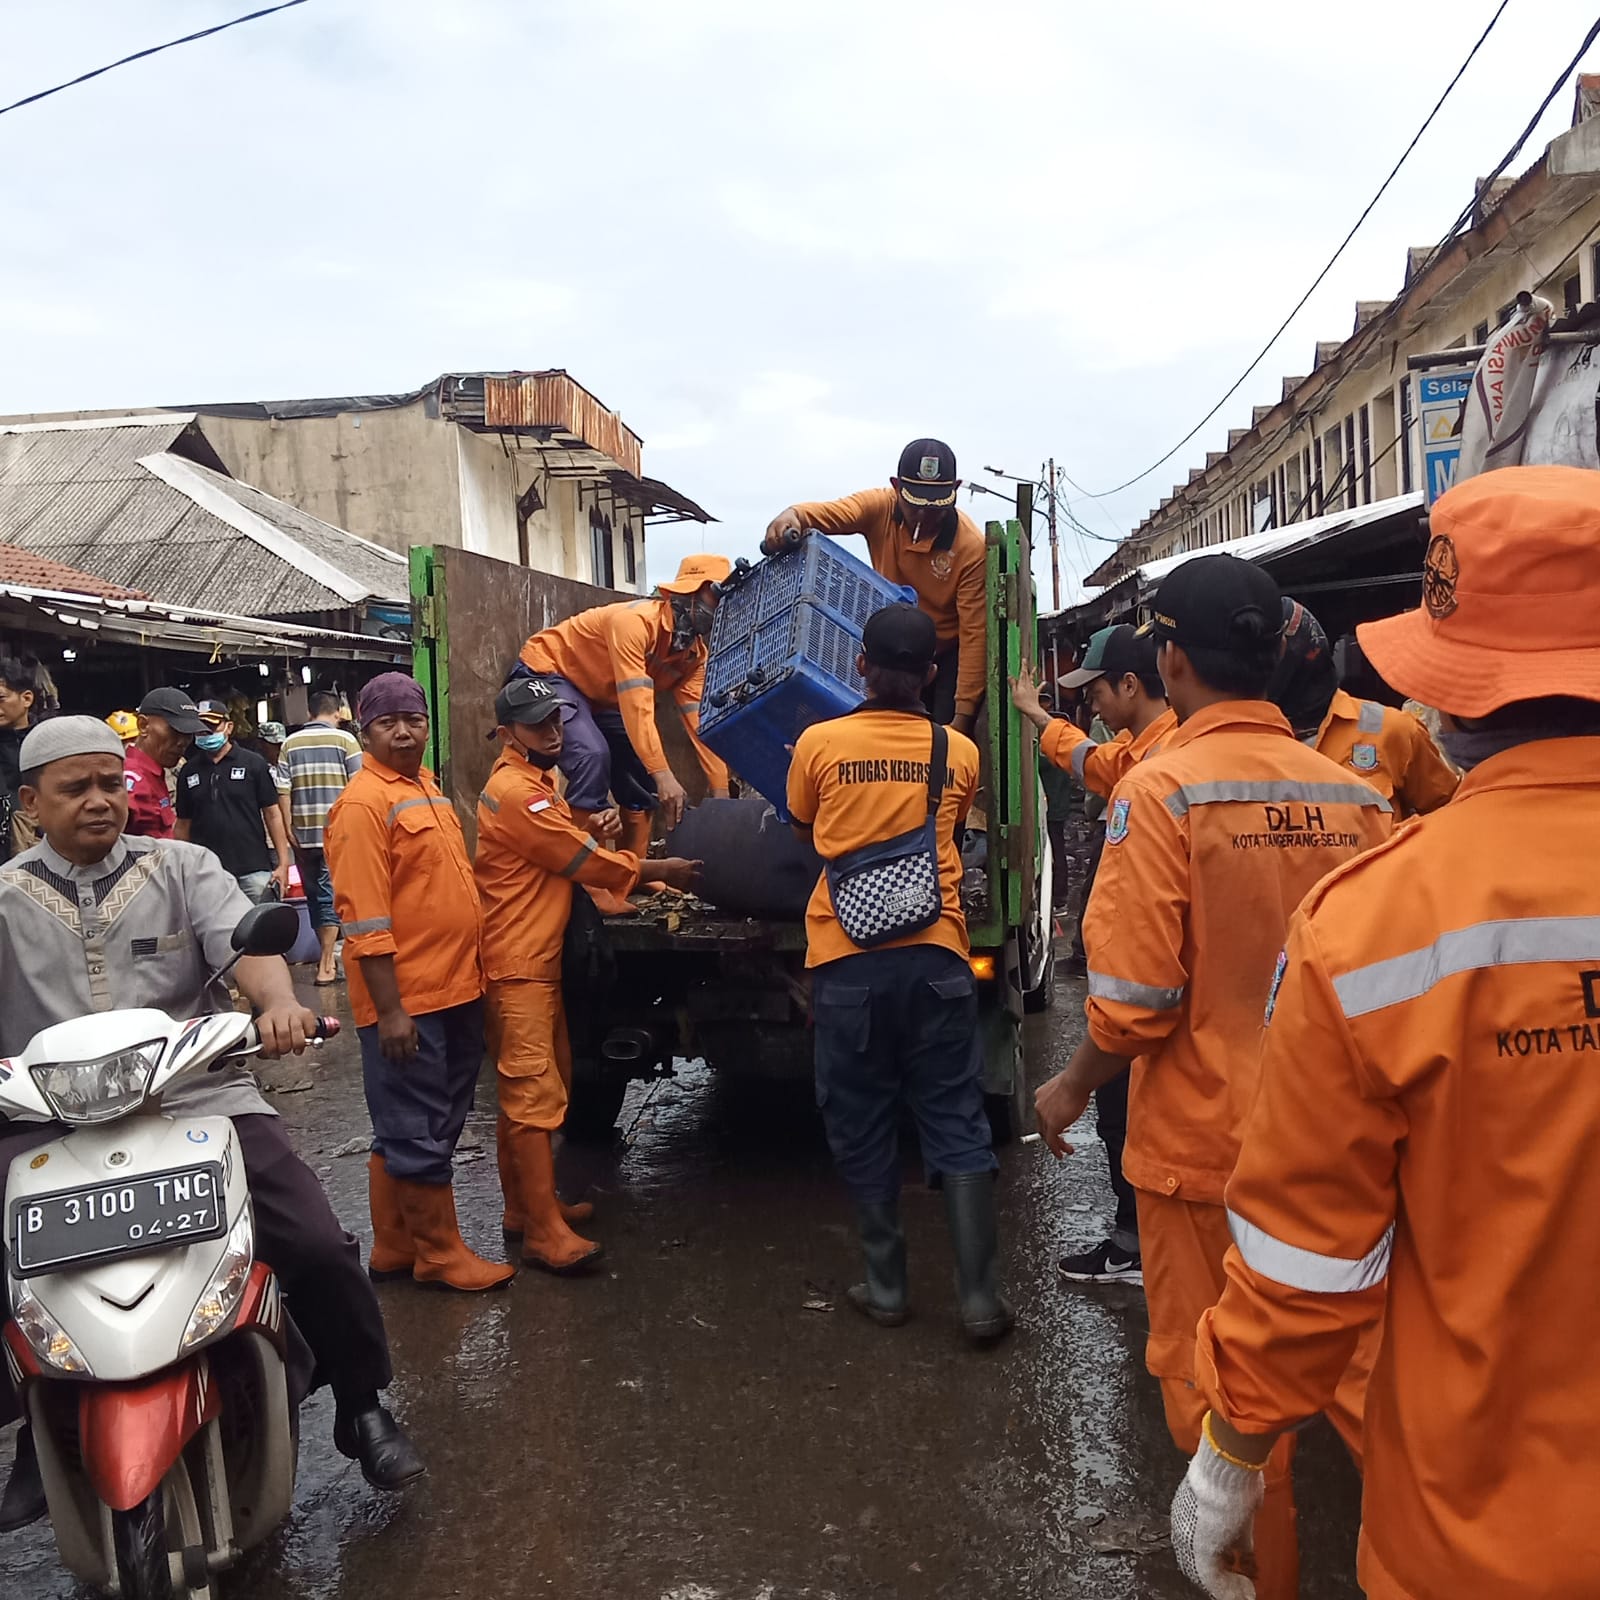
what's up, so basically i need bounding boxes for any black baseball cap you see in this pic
[493,676,564,733]
[195,698,230,724]
[1141,555,1284,654]
[895,438,959,507]
[136,687,208,734]
[1059,624,1158,688]
[862,602,938,671]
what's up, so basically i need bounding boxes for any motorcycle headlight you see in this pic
[9,1274,93,1375]
[30,1042,162,1124]
[181,1208,254,1352]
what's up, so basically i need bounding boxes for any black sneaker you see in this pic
[1057,1238,1142,1286]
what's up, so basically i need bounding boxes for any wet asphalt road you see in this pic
[11,962,1362,1600]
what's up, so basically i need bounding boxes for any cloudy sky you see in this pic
[3,0,1595,597]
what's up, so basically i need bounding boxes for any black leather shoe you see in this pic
[0,1424,46,1532]
[333,1405,426,1491]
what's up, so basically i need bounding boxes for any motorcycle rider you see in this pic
[0,717,423,1533]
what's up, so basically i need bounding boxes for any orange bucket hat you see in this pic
[1357,465,1600,717]
[657,553,732,595]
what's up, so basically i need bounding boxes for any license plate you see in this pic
[8,1162,227,1278]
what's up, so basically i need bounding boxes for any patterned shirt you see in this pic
[281,722,363,849]
[0,835,273,1122]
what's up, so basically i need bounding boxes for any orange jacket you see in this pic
[1312,688,1458,818]
[1081,701,1392,1203]
[325,757,485,1027]
[1041,705,1177,798]
[519,596,729,790]
[474,750,641,983]
[786,708,980,968]
[1196,736,1600,1600]
[788,487,989,718]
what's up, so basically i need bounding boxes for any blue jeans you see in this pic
[236,870,275,904]
[297,847,338,929]
[505,665,658,812]
[811,945,996,1206]
[358,1000,485,1187]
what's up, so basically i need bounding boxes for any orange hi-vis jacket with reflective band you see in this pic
[1311,688,1458,818]
[1041,706,1177,799]
[325,757,485,1028]
[518,596,729,791]
[1196,736,1600,1600]
[1081,701,1393,1203]
[787,487,989,718]
[474,750,641,984]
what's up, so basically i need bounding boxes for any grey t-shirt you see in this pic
[0,835,276,1120]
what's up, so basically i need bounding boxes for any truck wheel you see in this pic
[564,1066,631,1143]
[1022,941,1056,1014]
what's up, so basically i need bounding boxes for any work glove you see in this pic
[1170,1416,1266,1599]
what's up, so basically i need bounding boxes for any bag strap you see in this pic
[926,722,947,817]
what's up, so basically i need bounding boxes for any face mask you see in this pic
[688,597,717,638]
[511,731,560,771]
[194,731,227,754]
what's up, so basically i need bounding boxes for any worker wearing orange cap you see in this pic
[1267,596,1458,818]
[1033,554,1393,1600]
[1172,464,1600,1600]
[514,554,732,906]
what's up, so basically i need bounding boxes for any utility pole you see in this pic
[1046,457,1061,612]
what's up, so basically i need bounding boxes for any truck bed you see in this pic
[602,892,809,954]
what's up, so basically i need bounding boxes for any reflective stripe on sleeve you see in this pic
[1162,780,1393,817]
[558,837,599,878]
[1229,1210,1393,1294]
[1070,741,1090,782]
[478,790,500,815]
[616,676,655,694]
[386,795,453,825]
[1357,700,1385,734]
[1333,915,1600,1019]
[342,916,392,936]
[1088,970,1185,1010]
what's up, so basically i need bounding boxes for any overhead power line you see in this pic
[1073,0,1514,500]
[0,0,309,121]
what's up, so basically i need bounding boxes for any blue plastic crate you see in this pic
[710,564,765,647]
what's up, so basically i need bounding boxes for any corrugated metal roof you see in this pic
[0,420,409,618]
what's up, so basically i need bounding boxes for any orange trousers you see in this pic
[486,978,572,1131]
[1139,1190,1377,1600]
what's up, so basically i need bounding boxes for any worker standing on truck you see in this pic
[325,672,515,1295]
[763,438,988,732]
[474,677,701,1274]
[1012,624,1175,1290]
[1172,466,1600,1600]
[1033,556,1392,1598]
[787,603,1011,1347]
[513,554,732,908]
[1267,596,1459,818]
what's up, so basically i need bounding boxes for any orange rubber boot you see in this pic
[393,1180,517,1292]
[509,1125,604,1275]
[366,1154,415,1281]
[568,807,636,916]
[498,1112,593,1234]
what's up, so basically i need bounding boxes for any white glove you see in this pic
[1170,1422,1267,1599]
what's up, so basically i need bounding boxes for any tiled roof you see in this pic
[0,542,147,599]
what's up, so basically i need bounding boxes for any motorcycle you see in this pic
[1,902,334,1598]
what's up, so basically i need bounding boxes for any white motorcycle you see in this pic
[1,903,333,1598]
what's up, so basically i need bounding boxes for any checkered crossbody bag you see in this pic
[824,721,947,949]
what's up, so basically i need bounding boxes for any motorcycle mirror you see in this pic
[231,902,300,958]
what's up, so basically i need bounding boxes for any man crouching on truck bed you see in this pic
[510,554,732,912]
[763,438,988,733]
[786,603,1012,1348]
[474,678,699,1274]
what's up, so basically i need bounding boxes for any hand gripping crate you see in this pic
[700,535,915,814]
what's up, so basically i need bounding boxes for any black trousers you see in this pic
[812,945,997,1206]
[1095,1069,1139,1249]
[0,1113,392,1429]
[923,642,971,725]
[1071,824,1106,964]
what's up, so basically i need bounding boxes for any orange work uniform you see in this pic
[788,487,989,720]
[1196,736,1600,1600]
[519,595,729,790]
[474,749,643,1129]
[787,708,980,969]
[1041,705,1177,798]
[1082,700,1392,1598]
[1312,688,1458,818]
[325,756,484,1028]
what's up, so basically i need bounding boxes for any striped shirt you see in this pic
[282,722,363,848]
